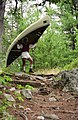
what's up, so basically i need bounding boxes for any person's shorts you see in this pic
[21,52,32,59]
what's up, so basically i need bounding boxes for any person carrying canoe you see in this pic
[17,41,36,73]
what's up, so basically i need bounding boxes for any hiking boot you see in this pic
[29,68,34,73]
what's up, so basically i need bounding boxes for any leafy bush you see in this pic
[64,58,78,70]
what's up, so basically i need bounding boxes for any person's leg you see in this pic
[22,58,26,72]
[27,57,34,72]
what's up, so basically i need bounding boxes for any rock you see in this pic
[14,72,28,77]
[3,111,9,117]
[15,72,33,80]
[49,97,57,102]
[13,103,16,108]
[37,116,45,120]
[4,93,15,102]
[22,89,32,99]
[9,87,16,91]
[51,68,78,92]
[19,105,24,109]
[35,76,45,80]
[43,113,59,120]
[0,85,4,89]
[24,107,31,114]
[3,87,6,91]
[15,90,21,94]
[49,92,60,100]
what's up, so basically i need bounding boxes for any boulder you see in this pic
[50,68,78,92]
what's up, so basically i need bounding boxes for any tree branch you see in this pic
[14,0,18,13]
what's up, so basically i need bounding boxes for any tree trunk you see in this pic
[0,0,6,51]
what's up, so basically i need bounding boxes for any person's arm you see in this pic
[17,43,23,49]
[29,44,36,49]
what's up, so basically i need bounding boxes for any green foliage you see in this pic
[25,85,34,90]
[61,12,76,31]
[16,84,24,89]
[0,99,13,117]
[14,91,24,101]
[4,75,13,82]
[16,84,34,90]
[64,58,78,70]
[0,75,13,85]
[0,91,2,94]
[2,115,16,120]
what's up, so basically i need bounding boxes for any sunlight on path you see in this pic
[35,68,61,75]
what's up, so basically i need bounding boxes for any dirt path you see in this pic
[7,72,78,120]
[0,70,78,120]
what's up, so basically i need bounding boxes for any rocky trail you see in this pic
[0,68,78,120]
